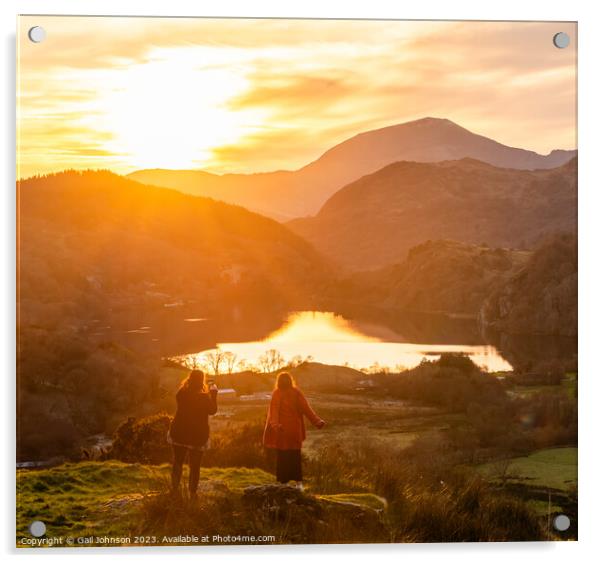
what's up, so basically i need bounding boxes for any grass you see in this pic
[16,461,276,540]
[526,500,564,517]
[21,454,544,546]
[478,447,577,491]
[511,385,560,397]
[301,398,464,454]
[317,493,387,511]
[510,372,577,400]
[211,392,454,455]
[17,461,391,547]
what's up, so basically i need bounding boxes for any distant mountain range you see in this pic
[128,117,576,219]
[289,157,577,271]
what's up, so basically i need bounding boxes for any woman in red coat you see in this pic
[263,372,325,488]
[168,370,218,498]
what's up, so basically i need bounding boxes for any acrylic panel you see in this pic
[16,16,577,547]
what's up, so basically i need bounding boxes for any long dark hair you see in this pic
[275,371,295,391]
[179,370,207,393]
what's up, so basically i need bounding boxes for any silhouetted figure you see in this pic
[263,372,325,489]
[168,370,218,498]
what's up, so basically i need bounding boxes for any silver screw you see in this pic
[553,32,570,49]
[553,514,570,531]
[28,26,46,43]
[29,520,46,537]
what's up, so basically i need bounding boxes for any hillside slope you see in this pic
[330,240,531,317]
[129,117,576,218]
[18,170,327,317]
[326,236,576,337]
[290,157,576,270]
[17,170,329,461]
[480,233,577,336]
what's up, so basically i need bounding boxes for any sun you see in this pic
[97,53,262,170]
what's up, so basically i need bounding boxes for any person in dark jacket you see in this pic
[263,372,325,489]
[168,369,218,497]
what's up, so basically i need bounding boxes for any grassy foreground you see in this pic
[17,461,387,547]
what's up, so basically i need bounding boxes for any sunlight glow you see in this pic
[96,53,267,169]
[266,311,381,343]
[181,311,513,373]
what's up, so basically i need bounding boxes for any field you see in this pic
[478,447,577,491]
[211,393,452,455]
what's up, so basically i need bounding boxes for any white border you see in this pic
[2,1,601,562]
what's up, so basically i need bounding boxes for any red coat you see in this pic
[263,387,323,450]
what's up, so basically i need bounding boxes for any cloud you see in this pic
[17,17,577,177]
[209,116,384,172]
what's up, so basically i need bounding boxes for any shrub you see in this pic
[204,421,272,470]
[110,413,172,464]
[110,415,273,470]
[304,439,544,542]
[380,354,508,413]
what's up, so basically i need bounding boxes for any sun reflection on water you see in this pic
[182,311,513,373]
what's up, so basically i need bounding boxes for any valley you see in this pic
[17,117,578,545]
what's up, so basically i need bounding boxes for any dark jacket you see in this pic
[169,387,218,447]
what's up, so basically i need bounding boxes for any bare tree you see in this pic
[257,349,285,373]
[268,349,285,372]
[202,349,224,376]
[257,353,271,374]
[222,351,238,375]
[184,355,202,370]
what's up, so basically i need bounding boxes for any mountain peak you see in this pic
[351,116,461,141]
[129,117,577,219]
[407,116,456,126]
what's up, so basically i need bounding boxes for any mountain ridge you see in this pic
[289,157,577,271]
[128,117,576,219]
[18,169,329,317]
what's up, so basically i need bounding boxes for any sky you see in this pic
[17,16,577,178]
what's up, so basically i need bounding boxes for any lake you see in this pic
[179,310,514,373]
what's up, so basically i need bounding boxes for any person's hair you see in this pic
[179,370,207,393]
[275,371,295,390]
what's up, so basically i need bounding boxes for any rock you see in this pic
[242,484,388,543]
[101,493,146,511]
[243,484,322,516]
[196,479,231,496]
[242,484,323,542]
[317,494,388,541]
[319,493,388,513]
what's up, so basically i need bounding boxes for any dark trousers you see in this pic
[171,445,203,494]
[276,449,302,483]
